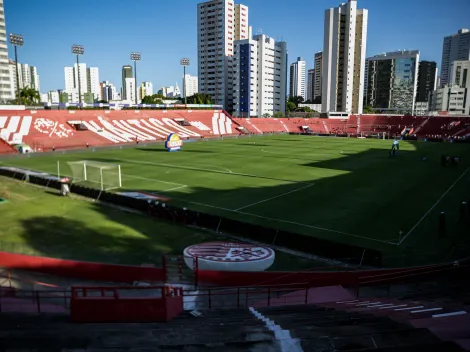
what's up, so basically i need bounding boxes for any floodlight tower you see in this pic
[130,52,141,105]
[9,34,24,102]
[180,58,190,104]
[71,45,85,106]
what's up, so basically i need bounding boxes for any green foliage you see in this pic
[363,105,375,114]
[141,94,164,105]
[287,101,296,112]
[18,87,40,105]
[273,112,284,118]
[185,93,213,105]
[262,113,272,118]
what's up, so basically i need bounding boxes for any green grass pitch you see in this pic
[1,134,470,266]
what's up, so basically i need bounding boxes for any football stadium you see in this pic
[2,0,470,348]
[1,108,470,350]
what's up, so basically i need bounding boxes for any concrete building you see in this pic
[183,74,198,97]
[101,81,118,102]
[121,65,133,101]
[431,85,470,115]
[416,61,437,103]
[0,0,12,103]
[140,81,153,99]
[365,50,420,115]
[289,57,306,100]
[86,67,100,100]
[440,29,470,87]
[450,60,470,88]
[232,34,287,117]
[307,69,314,101]
[8,60,41,96]
[41,90,60,104]
[313,51,323,103]
[64,63,88,103]
[197,0,249,111]
[124,77,136,103]
[322,0,368,115]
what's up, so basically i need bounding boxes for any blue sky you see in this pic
[5,0,470,93]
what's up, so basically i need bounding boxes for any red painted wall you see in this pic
[0,251,165,283]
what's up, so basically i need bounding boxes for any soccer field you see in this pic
[2,134,470,265]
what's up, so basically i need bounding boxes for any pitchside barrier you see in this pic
[0,167,382,267]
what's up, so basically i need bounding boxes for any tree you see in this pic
[273,112,284,118]
[18,87,40,105]
[287,101,296,112]
[141,94,164,105]
[185,93,213,105]
[363,105,374,114]
[97,99,109,104]
[262,113,271,118]
[288,96,304,106]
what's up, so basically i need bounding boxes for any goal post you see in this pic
[64,160,122,191]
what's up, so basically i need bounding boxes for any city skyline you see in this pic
[4,0,470,94]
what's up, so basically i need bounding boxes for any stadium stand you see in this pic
[0,137,16,154]
[1,109,470,152]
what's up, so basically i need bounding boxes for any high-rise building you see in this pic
[365,50,420,114]
[64,63,88,103]
[197,0,249,111]
[289,57,306,100]
[87,67,100,100]
[121,65,133,101]
[125,77,136,102]
[232,34,287,117]
[140,81,153,100]
[450,60,470,88]
[183,74,198,97]
[0,0,12,103]
[8,60,41,95]
[101,81,118,102]
[307,69,315,102]
[322,0,368,114]
[416,61,437,102]
[313,51,323,103]
[440,29,470,87]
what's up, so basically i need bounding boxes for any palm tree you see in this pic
[19,87,40,106]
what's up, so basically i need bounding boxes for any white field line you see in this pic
[235,184,315,211]
[167,195,394,244]
[114,158,313,186]
[121,173,186,187]
[118,157,233,174]
[162,185,188,192]
[398,167,470,245]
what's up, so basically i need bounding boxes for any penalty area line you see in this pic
[398,167,470,246]
[168,196,395,245]
[235,184,315,211]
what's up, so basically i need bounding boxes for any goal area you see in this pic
[65,160,122,191]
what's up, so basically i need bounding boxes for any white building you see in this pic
[450,60,470,89]
[289,57,306,100]
[125,77,136,103]
[140,81,153,99]
[0,0,12,103]
[431,85,470,115]
[197,0,249,111]
[87,67,100,100]
[307,69,314,101]
[101,81,118,102]
[322,0,368,115]
[8,60,41,96]
[232,34,287,117]
[440,29,470,87]
[41,90,60,104]
[314,51,323,102]
[183,74,198,97]
[64,63,88,103]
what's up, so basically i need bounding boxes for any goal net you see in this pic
[66,160,122,191]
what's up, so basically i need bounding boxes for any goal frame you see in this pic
[60,160,122,191]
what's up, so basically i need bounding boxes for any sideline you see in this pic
[398,167,470,245]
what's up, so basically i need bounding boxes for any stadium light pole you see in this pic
[71,45,85,108]
[130,52,141,105]
[180,58,190,105]
[9,34,24,103]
